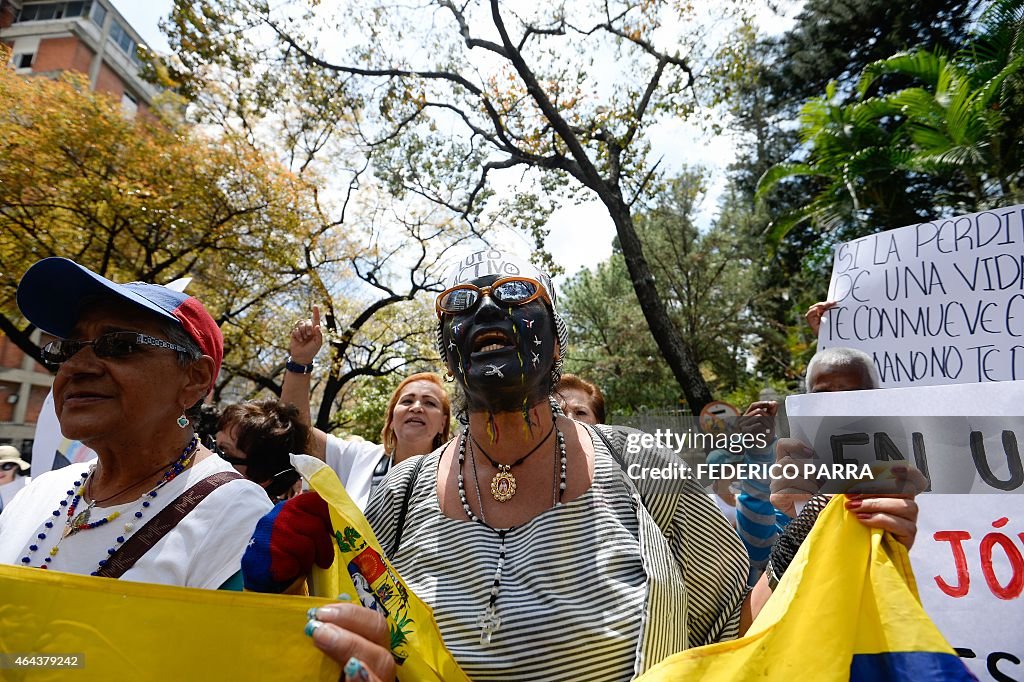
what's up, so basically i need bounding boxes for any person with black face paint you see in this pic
[243,250,923,682]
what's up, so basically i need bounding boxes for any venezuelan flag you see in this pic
[637,496,975,681]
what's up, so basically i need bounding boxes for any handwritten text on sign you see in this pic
[916,496,1024,682]
[821,205,1024,387]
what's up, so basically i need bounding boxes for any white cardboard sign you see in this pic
[786,383,1024,681]
[820,205,1024,387]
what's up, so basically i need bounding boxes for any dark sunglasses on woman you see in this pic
[41,332,189,366]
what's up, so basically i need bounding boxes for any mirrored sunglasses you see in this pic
[435,277,548,316]
[42,332,189,366]
[0,462,20,471]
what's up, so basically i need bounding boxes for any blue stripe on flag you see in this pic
[850,652,978,681]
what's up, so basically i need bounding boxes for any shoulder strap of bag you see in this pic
[96,470,243,579]
[589,423,679,534]
[388,454,427,558]
[591,423,627,471]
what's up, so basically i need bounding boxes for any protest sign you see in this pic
[819,204,1024,387]
[916,495,1024,682]
[786,382,1024,681]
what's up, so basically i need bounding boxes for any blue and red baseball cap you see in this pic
[16,258,223,384]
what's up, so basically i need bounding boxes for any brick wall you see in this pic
[33,36,94,74]
[0,1,15,30]
[0,381,16,421]
[94,61,126,99]
[0,336,47,373]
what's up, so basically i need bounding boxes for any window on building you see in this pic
[15,2,90,22]
[109,21,136,57]
[64,2,86,18]
[15,53,34,69]
[121,91,138,119]
[89,1,106,28]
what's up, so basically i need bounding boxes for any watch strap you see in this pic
[285,357,315,374]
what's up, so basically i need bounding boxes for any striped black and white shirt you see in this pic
[365,424,749,681]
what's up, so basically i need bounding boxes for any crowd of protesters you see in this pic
[0,255,928,681]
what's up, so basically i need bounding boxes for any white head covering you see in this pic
[435,248,569,384]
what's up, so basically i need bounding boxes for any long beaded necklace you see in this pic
[20,435,200,574]
[456,422,567,644]
[472,422,555,503]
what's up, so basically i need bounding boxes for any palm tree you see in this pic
[758,0,1024,242]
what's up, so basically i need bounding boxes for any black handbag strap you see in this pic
[96,470,243,579]
[388,454,427,558]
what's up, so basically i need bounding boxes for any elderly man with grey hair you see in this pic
[805,347,880,393]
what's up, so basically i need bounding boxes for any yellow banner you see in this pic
[0,455,465,682]
[0,564,337,681]
[635,496,970,681]
[298,454,469,682]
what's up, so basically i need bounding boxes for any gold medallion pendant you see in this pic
[490,465,517,502]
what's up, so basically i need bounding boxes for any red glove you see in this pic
[242,492,335,592]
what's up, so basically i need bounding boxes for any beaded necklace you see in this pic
[20,435,200,574]
[456,421,567,644]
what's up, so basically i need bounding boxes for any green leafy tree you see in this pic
[561,257,680,415]
[562,170,771,412]
[757,0,1024,240]
[0,69,318,387]
[0,66,454,424]
[715,0,983,380]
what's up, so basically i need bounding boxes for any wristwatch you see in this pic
[285,357,315,374]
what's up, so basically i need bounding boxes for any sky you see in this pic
[108,1,792,284]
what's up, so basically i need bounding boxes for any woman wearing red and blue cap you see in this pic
[0,258,272,588]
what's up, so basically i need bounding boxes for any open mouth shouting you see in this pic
[471,329,515,356]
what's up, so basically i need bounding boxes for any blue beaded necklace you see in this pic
[20,435,200,574]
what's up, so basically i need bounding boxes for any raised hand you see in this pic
[290,305,323,365]
[805,300,838,337]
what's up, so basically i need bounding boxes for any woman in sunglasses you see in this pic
[247,249,922,681]
[0,446,31,513]
[214,398,308,503]
[0,258,272,589]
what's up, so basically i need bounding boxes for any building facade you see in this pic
[0,0,160,116]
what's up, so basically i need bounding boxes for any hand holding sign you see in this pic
[769,436,929,549]
[769,438,820,519]
[737,400,778,442]
[805,300,837,337]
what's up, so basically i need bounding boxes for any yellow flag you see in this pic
[636,496,974,681]
[296,454,469,682]
[0,564,339,681]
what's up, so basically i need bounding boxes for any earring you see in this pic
[444,371,455,383]
[177,413,189,428]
